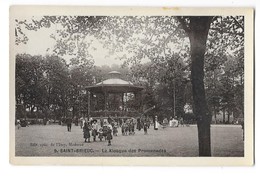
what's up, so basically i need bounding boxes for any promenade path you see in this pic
[15,124,244,157]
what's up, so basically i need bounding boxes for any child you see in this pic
[113,122,118,136]
[106,123,113,146]
[129,120,135,135]
[83,121,91,143]
[98,127,104,141]
[102,122,109,140]
[121,122,125,135]
[124,121,129,136]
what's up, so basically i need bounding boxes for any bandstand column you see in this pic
[121,93,124,111]
[124,93,126,111]
[136,92,142,112]
[104,90,107,117]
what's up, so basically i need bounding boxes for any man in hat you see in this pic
[66,117,73,132]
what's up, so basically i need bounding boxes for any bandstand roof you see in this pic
[86,71,144,93]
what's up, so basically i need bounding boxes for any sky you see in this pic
[15,24,124,66]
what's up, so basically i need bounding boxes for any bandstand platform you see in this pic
[86,71,144,120]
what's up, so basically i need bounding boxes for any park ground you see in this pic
[15,124,244,157]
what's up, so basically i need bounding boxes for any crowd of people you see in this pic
[63,115,188,146]
[153,116,183,129]
[63,116,154,146]
[16,114,245,144]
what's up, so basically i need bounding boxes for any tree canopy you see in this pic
[15,15,244,156]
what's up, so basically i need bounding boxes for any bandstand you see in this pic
[86,71,144,120]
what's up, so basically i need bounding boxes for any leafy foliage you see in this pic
[15,15,245,156]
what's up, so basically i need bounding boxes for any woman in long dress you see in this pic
[106,122,113,146]
[154,116,159,130]
[79,117,84,129]
[169,117,173,127]
[83,121,91,143]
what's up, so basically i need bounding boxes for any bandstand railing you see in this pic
[90,110,140,118]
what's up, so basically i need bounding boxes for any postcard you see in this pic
[10,6,254,165]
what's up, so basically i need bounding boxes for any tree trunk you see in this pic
[223,108,226,123]
[214,105,217,123]
[189,17,212,156]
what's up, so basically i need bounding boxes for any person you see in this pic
[100,119,104,127]
[173,116,179,127]
[154,116,159,130]
[89,117,93,124]
[143,122,148,135]
[137,118,142,131]
[74,116,78,126]
[92,120,98,141]
[66,117,73,132]
[107,116,111,124]
[169,117,173,127]
[241,120,244,141]
[162,118,168,129]
[83,121,91,143]
[20,118,27,127]
[102,121,109,140]
[106,122,113,146]
[145,116,151,129]
[61,117,65,126]
[43,118,47,125]
[17,119,21,129]
[113,122,118,136]
[98,127,104,141]
[79,117,84,129]
[124,120,129,135]
[119,118,123,127]
[179,117,184,127]
[121,121,126,136]
[129,119,135,135]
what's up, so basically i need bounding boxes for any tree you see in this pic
[44,55,70,118]
[68,57,96,118]
[15,15,244,156]
[176,16,244,155]
[177,17,213,156]
[154,55,188,118]
[16,54,46,115]
[204,68,222,123]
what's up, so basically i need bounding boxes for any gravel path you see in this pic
[15,124,244,157]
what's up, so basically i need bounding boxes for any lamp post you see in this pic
[87,90,91,121]
[173,78,176,118]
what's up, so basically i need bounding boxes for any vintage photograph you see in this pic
[10,6,254,165]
